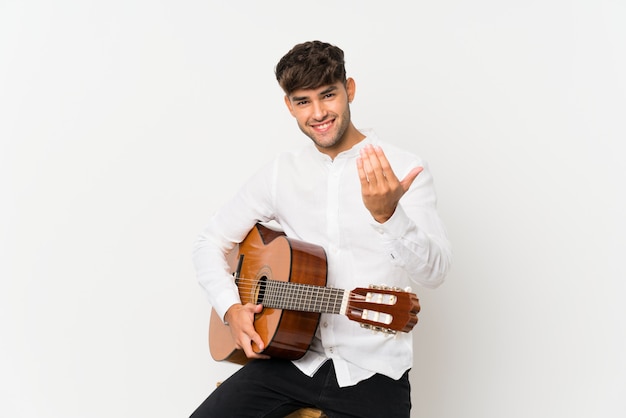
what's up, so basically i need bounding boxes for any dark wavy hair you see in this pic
[275,41,347,95]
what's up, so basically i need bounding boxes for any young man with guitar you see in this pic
[190,40,452,418]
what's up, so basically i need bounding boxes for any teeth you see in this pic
[316,122,331,130]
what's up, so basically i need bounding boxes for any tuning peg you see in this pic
[360,323,398,335]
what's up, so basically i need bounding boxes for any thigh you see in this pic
[320,369,412,418]
[189,359,319,418]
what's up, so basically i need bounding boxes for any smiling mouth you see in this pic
[311,120,334,132]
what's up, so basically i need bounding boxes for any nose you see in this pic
[311,100,327,121]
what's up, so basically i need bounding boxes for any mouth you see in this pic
[310,119,334,133]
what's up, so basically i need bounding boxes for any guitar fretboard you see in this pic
[256,279,347,314]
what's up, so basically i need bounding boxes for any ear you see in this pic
[284,95,295,116]
[346,77,356,103]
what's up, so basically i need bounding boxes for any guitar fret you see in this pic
[262,280,345,314]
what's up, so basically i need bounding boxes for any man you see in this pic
[191,40,451,418]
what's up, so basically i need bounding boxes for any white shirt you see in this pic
[192,129,452,387]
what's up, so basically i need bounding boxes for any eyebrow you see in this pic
[291,85,338,102]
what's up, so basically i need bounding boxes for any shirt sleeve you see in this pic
[191,160,277,320]
[370,159,452,288]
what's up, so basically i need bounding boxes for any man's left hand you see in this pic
[357,144,423,223]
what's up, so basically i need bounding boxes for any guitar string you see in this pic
[234,277,370,309]
[234,277,369,300]
[231,275,410,321]
[233,278,407,302]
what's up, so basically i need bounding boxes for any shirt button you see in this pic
[323,322,328,328]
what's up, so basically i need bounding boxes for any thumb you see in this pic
[400,166,423,192]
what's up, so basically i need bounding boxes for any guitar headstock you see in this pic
[346,285,420,334]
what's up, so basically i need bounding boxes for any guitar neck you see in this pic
[252,279,347,315]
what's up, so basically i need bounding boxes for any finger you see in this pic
[364,145,384,183]
[245,330,270,359]
[356,156,371,187]
[373,146,398,183]
[359,146,383,185]
[400,166,424,192]
[247,304,265,351]
[240,338,268,359]
[236,324,267,358]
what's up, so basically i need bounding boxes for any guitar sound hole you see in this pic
[255,276,267,304]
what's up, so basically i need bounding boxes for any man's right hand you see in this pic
[224,303,270,360]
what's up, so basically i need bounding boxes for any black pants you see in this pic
[189,359,411,418]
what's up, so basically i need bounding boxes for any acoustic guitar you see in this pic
[208,223,421,365]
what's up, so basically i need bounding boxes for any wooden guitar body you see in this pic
[209,224,327,364]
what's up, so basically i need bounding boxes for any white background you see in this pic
[1,1,625,417]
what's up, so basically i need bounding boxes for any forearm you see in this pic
[377,199,452,288]
[192,222,241,320]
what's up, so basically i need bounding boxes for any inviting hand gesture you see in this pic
[357,144,423,223]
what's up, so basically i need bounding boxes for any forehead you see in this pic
[288,82,344,100]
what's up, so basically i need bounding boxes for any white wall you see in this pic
[1,1,624,417]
